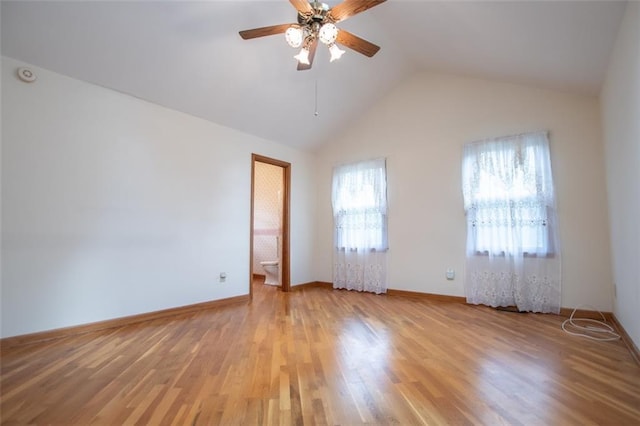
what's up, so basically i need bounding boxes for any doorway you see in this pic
[250,154,291,297]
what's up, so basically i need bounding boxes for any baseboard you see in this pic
[1,294,250,349]
[611,314,640,365]
[290,282,469,303]
[291,281,333,291]
[386,288,467,304]
[558,307,613,320]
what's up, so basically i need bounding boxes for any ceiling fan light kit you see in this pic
[318,23,338,45]
[328,43,345,62]
[285,26,304,48]
[239,0,386,71]
[294,47,311,65]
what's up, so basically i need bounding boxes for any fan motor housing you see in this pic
[298,1,331,25]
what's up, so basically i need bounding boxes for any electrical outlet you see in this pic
[446,269,455,280]
[219,272,226,283]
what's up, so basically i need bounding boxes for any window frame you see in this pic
[332,159,388,252]
[463,132,557,257]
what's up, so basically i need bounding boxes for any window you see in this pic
[462,132,557,256]
[332,159,388,251]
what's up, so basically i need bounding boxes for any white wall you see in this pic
[1,57,316,338]
[601,2,640,348]
[315,71,613,311]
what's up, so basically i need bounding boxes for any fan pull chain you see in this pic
[314,80,319,117]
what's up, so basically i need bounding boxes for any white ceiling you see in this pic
[1,1,627,150]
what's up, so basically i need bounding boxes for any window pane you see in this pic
[332,159,388,251]
[462,133,556,256]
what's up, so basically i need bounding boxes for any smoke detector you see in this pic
[17,67,37,83]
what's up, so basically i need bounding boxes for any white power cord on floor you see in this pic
[561,305,621,341]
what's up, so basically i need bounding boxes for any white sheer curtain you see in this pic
[332,158,388,294]
[462,132,562,313]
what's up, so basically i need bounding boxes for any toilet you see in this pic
[260,260,279,285]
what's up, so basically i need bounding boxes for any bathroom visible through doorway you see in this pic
[250,154,291,296]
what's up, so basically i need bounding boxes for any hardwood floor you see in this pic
[2,280,640,425]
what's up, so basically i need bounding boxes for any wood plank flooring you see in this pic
[2,280,640,425]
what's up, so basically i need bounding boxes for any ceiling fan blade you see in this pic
[297,38,318,71]
[239,23,291,40]
[329,0,387,23]
[336,29,380,57]
[289,0,313,14]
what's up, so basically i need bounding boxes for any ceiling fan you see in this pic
[239,0,386,71]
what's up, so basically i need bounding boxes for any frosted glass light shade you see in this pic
[318,23,338,45]
[285,26,303,48]
[329,43,345,62]
[294,47,310,65]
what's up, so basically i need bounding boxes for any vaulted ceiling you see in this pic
[1,1,627,150]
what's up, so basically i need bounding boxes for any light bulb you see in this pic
[294,47,310,65]
[285,26,303,48]
[329,43,345,62]
[318,23,338,45]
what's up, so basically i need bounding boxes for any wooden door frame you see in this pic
[250,154,291,296]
